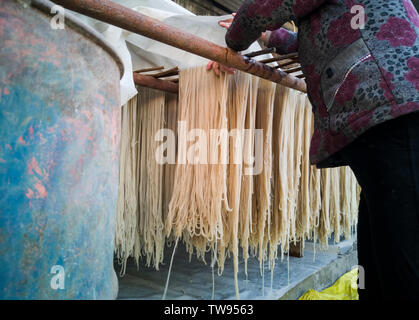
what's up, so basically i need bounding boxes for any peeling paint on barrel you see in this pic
[0,1,122,299]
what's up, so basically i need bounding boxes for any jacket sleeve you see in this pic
[265,28,298,54]
[225,0,326,51]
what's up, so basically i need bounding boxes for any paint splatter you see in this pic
[18,136,26,145]
[39,133,47,144]
[81,110,92,120]
[28,157,42,176]
[34,181,47,199]
[26,188,34,199]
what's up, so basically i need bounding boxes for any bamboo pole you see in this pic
[133,72,179,94]
[151,67,179,78]
[244,47,276,58]
[285,66,302,74]
[259,52,298,64]
[134,66,165,73]
[275,59,299,68]
[53,0,307,93]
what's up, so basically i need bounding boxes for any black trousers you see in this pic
[339,112,419,300]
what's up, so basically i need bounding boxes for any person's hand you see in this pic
[206,13,267,76]
[206,14,238,76]
[218,13,235,29]
[206,61,236,76]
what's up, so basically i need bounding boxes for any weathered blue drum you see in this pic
[0,0,123,299]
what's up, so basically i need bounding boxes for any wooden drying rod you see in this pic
[133,66,179,94]
[134,66,165,73]
[133,72,179,94]
[53,0,306,93]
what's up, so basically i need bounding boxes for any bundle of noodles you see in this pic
[136,88,166,270]
[115,96,140,275]
[166,66,230,261]
[115,88,167,274]
[217,71,252,299]
[313,166,360,249]
[114,64,363,299]
[238,76,259,278]
[309,164,322,248]
[339,166,353,240]
[287,92,306,246]
[295,95,315,247]
[307,106,322,246]
[270,85,307,261]
[317,168,331,248]
[329,167,341,243]
[352,173,361,232]
[249,79,276,270]
[318,167,360,248]
[271,84,289,263]
[162,93,178,225]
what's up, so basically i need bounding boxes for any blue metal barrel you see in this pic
[0,0,124,299]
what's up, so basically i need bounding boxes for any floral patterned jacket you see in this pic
[226,0,419,168]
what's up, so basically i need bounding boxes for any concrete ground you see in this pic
[116,237,358,300]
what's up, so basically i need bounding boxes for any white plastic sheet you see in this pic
[69,0,269,106]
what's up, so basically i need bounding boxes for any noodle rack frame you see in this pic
[53,0,307,94]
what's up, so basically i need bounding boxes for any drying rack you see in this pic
[132,51,304,94]
[53,0,306,94]
[52,0,307,257]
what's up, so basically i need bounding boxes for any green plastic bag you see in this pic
[299,268,359,300]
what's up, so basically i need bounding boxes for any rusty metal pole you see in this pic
[133,72,179,94]
[53,0,307,93]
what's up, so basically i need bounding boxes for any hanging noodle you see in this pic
[137,88,166,270]
[115,95,140,275]
[330,167,341,243]
[219,71,252,299]
[115,88,167,274]
[166,66,230,259]
[271,84,290,263]
[250,78,276,271]
[239,76,260,278]
[114,64,362,300]
[295,95,313,246]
